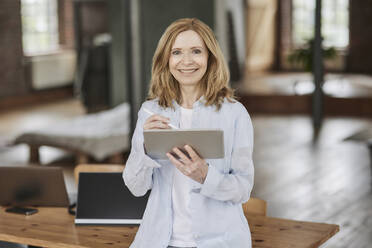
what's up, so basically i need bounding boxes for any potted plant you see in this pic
[288,38,337,71]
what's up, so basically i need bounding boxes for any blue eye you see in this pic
[172,50,181,55]
[193,49,202,54]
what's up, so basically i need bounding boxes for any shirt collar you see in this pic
[172,96,206,109]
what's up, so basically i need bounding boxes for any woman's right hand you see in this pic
[143,114,171,130]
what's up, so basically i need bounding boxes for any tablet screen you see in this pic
[143,129,224,160]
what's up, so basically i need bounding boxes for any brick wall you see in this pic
[0,0,76,100]
[59,0,75,48]
[59,0,108,52]
[347,1,372,74]
[0,0,27,98]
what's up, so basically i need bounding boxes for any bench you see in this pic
[13,103,130,164]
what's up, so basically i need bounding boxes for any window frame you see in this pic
[291,0,349,50]
[21,0,60,56]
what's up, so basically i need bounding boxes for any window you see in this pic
[292,0,349,49]
[21,0,59,55]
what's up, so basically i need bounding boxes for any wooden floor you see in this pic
[0,98,371,248]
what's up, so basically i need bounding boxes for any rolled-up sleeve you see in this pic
[200,105,254,204]
[123,103,162,197]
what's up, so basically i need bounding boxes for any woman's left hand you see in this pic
[166,145,208,184]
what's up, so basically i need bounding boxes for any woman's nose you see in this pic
[181,53,193,64]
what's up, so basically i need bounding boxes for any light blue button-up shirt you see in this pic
[123,97,254,248]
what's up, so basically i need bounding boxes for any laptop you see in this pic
[0,166,69,207]
[75,172,150,225]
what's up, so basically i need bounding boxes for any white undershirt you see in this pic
[169,107,197,247]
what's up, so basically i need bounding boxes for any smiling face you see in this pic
[169,30,209,89]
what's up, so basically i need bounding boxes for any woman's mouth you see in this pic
[178,68,198,74]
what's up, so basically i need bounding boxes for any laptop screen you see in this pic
[75,172,150,225]
[0,166,69,207]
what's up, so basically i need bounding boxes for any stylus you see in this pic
[143,107,179,129]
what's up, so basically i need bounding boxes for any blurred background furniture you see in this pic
[344,127,372,180]
[73,0,111,113]
[13,103,130,165]
[243,197,267,216]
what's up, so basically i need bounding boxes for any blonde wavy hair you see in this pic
[148,18,235,110]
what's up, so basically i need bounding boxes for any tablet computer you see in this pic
[143,129,224,160]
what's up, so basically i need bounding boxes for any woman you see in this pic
[123,18,254,248]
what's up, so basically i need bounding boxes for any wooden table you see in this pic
[0,207,339,248]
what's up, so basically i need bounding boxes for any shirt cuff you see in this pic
[133,153,161,176]
[199,165,222,197]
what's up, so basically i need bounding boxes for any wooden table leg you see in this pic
[29,145,40,164]
[77,153,89,164]
[108,153,123,164]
